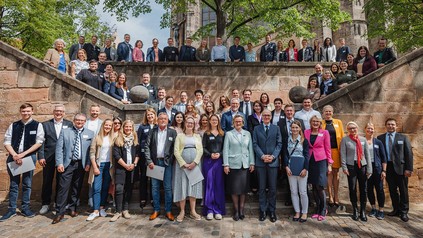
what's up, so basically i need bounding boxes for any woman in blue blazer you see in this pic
[365,123,387,220]
[109,73,130,104]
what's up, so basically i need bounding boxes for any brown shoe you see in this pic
[165,212,175,221]
[69,211,78,217]
[149,211,160,220]
[52,215,64,224]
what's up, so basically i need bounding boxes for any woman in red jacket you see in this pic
[285,39,298,62]
[353,46,377,78]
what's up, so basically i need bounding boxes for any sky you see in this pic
[97,2,170,48]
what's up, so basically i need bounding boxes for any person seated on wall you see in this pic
[319,69,338,99]
[285,39,298,62]
[336,60,357,88]
[353,46,377,78]
[109,73,131,104]
[43,38,70,74]
[330,63,339,78]
[373,38,397,69]
[76,59,105,91]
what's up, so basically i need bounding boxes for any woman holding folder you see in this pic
[284,120,309,222]
[173,116,204,222]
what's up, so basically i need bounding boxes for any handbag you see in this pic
[288,141,305,176]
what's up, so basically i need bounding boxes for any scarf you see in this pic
[323,79,333,94]
[349,134,363,168]
[123,133,134,149]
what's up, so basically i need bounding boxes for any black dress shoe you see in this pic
[269,212,277,223]
[52,215,64,224]
[400,213,409,222]
[292,216,300,222]
[69,210,78,217]
[140,200,146,209]
[387,210,399,216]
[233,214,240,221]
[299,218,307,223]
[239,211,245,220]
[259,211,267,221]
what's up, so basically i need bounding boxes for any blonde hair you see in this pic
[309,115,322,129]
[114,120,139,146]
[142,108,157,125]
[291,120,304,143]
[95,119,114,147]
[183,116,196,134]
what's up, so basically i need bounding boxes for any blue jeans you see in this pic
[92,162,111,210]
[7,155,35,211]
[151,159,173,212]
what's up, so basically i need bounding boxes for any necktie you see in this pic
[265,125,269,136]
[72,129,81,160]
[245,102,250,116]
[288,120,292,134]
[388,133,393,161]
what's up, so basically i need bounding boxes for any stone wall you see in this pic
[1,40,423,202]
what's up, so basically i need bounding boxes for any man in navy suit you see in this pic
[253,109,282,222]
[158,96,178,124]
[221,98,246,132]
[37,104,73,215]
[117,34,133,62]
[260,34,277,62]
[239,89,252,117]
[377,118,413,222]
[52,113,94,224]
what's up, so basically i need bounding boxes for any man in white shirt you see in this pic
[85,104,103,135]
[294,98,322,130]
[271,98,284,125]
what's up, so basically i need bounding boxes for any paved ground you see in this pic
[1,200,422,238]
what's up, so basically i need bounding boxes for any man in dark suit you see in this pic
[138,73,157,103]
[271,98,284,125]
[83,35,101,61]
[69,36,85,61]
[278,104,305,206]
[117,34,133,62]
[179,37,196,61]
[157,96,178,124]
[260,34,277,62]
[37,104,73,215]
[52,113,94,224]
[309,64,324,85]
[239,89,252,117]
[145,112,177,221]
[221,98,246,132]
[377,118,413,222]
[373,38,397,68]
[149,87,166,112]
[298,39,314,62]
[253,109,282,222]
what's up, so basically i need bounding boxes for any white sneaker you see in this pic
[39,205,49,215]
[122,210,131,219]
[215,214,222,220]
[99,209,107,217]
[86,212,99,221]
[206,213,213,220]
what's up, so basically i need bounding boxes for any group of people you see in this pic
[1,85,414,225]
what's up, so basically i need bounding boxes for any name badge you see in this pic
[149,89,153,92]
[172,112,175,115]
[141,149,145,152]
[318,133,324,137]
[30,130,36,135]
[334,124,339,127]
[361,142,365,145]
[280,116,285,119]
[347,74,351,77]
[237,49,241,52]
[398,141,404,144]
[168,137,173,141]
[171,51,175,53]
[209,136,215,140]
[374,145,379,149]
[63,126,68,129]
[83,135,89,139]
[144,128,149,133]
[192,49,195,51]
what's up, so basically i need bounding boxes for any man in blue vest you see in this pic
[1,103,45,222]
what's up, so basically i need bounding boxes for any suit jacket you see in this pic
[179,45,196,61]
[371,138,387,174]
[321,119,345,152]
[373,48,396,66]
[146,47,164,62]
[38,119,73,162]
[247,114,262,135]
[149,99,165,113]
[336,45,351,62]
[377,133,413,175]
[117,41,133,61]
[174,133,203,167]
[260,42,277,62]
[270,110,285,125]
[340,135,372,174]
[157,107,178,124]
[278,117,305,159]
[109,83,130,101]
[298,46,314,62]
[55,127,94,169]
[239,101,252,117]
[304,129,333,163]
[220,110,246,132]
[83,43,101,61]
[223,129,255,169]
[101,47,117,61]
[69,43,84,60]
[253,124,282,168]
[43,49,70,73]
[144,127,177,166]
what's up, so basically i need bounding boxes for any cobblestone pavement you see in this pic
[1,201,422,238]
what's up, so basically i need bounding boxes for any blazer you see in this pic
[117,41,133,61]
[253,124,282,168]
[239,101,252,117]
[260,42,277,62]
[88,136,114,184]
[157,107,178,124]
[43,49,70,73]
[100,47,117,61]
[373,48,396,65]
[270,110,285,125]
[220,110,246,132]
[285,47,298,62]
[336,45,351,62]
[340,135,372,174]
[247,114,262,135]
[377,133,413,175]
[144,127,177,166]
[179,45,197,61]
[223,129,255,169]
[113,142,139,184]
[83,43,101,61]
[370,138,387,174]
[195,47,211,62]
[55,127,94,169]
[174,133,203,167]
[132,47,145,62]
[304,129,333,164]
[38,119,73,162]
[322,45,337,62]
[321,118,345,151]
[109,83,130,101]
[278,117,305,159]
[146,47,164,62]
[353,56,377,77]
[298,46,313,62]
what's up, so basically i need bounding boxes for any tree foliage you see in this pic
[364,0,423,53]
[0,0,114,58]
[102,0,350,43]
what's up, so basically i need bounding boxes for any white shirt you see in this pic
[99,136,111,163]
[156,127,167,158]
[272,111,282,125]
[4,119,45,153]
[54,119,63,139]
[294,109,322,130]
[126,147,132,164]
[86,119,101,135]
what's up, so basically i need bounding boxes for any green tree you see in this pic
[364,0,423,53]
[102,0,350,43]
[0,0,114,58]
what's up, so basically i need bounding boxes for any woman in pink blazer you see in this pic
[304,115,333,221]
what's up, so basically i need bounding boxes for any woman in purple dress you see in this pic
[202,114,226,220]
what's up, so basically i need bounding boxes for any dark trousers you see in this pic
[347,164,367,205]
[367,163,385,208]
[56,160,85,215]
[139,163,148,201]
[115,172,134,213]
[256,166,278,212]
[41,158,58,205]
[386,162,409,214]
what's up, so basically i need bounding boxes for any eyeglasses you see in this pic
[113,122,121,125]
[347,127,357,130]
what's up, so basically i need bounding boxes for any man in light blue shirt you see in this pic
[211,37,227,62]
